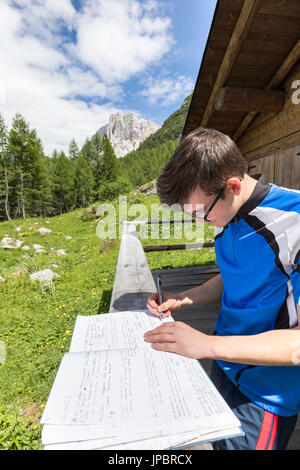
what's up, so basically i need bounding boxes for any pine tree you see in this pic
[85,134,105,201]
[74,153,94,208]
[0,113,11,220]
[101,135,119,182]
[26,130,52,217]
[52,151,75,214]
[7,113,31,219]
[68,138,79,160]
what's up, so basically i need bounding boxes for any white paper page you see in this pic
[69,310,173,353]
[42,424,242,450]
[42,424,162,445]
[41,347,240,435]
[43,429,201,450]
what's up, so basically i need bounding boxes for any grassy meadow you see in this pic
[0,190,216,450]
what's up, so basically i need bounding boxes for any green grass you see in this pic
[0,191,216,449]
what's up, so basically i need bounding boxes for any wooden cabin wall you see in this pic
[238,63,300,190]
[247,144,300,189]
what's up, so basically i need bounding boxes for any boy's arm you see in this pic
[144,321,300,366]
[144,301,300,366]
[180,273,223,306]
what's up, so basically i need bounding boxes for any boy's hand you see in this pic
[144,321,213,359]
[146,291,185,318]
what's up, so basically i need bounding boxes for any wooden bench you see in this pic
[109,220,213,449]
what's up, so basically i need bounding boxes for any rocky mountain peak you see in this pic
[97,112,160,158]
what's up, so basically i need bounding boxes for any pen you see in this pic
[156,275,163,321]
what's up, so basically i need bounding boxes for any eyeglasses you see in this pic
[182,187,225,223]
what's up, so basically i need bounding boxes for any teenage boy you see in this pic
[145,127,300,450]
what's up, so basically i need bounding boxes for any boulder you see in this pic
[30,269,59,283]
[1,237,23,249]
[36,227,52,234]
[33,244,44,250]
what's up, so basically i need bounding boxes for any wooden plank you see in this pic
[244,131,300,162]
[238,104,300,154]
[152,265,220,276]
[211,31,297,55]
[201,0,262,127]
[108,228,217,449]
[273,144,300,189]
[109,221,156,312]
[268,39,300,89]
[220,0,300,17]
[144,242,214,252]
[215,87,285,113]
[290,144,300,190]
[246,64,300,134]
[250,14,300,37]
[274,148,294,188]
[234,38,300,141]
[259,0,300,18]
[241,32,298,55]
[248,154,275,183]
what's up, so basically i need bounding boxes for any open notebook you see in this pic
[41,310,243,450]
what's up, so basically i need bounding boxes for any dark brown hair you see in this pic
[156,127,247,206]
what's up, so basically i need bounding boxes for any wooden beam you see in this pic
[234,38,300,141]
[109,221,156,313]
[215,87,285,113]
[144,242,214,253]
[201,0,261,127]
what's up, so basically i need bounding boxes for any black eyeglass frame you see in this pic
[182,187,226,223]
[203,187,226,222]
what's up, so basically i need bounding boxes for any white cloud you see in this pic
[0,0,174,155]
[74,0,173,83]
[141,75,194,106]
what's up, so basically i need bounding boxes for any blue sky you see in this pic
[0,0,217,155]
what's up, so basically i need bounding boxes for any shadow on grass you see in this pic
[97,289,113,314]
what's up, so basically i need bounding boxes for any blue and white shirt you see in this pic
[214,175,300,417]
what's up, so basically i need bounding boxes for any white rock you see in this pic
[15,226,21,232]
[51,264,58,268]
[0,276,5,283]
[56,249,66,256]
[35,248,45,253]
[30,269,59,283]
[33,244,43,250]
[1,237,23,249]
[97,112,161,158]
[36,227,52,234]
[46,221,50,224]
[65,236,72,240]
[22,245,30,251]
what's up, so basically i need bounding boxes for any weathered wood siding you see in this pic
[239,64,300,189]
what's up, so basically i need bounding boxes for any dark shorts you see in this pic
[209,360,298,450]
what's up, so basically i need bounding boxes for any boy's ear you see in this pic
[226,177,242,196]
